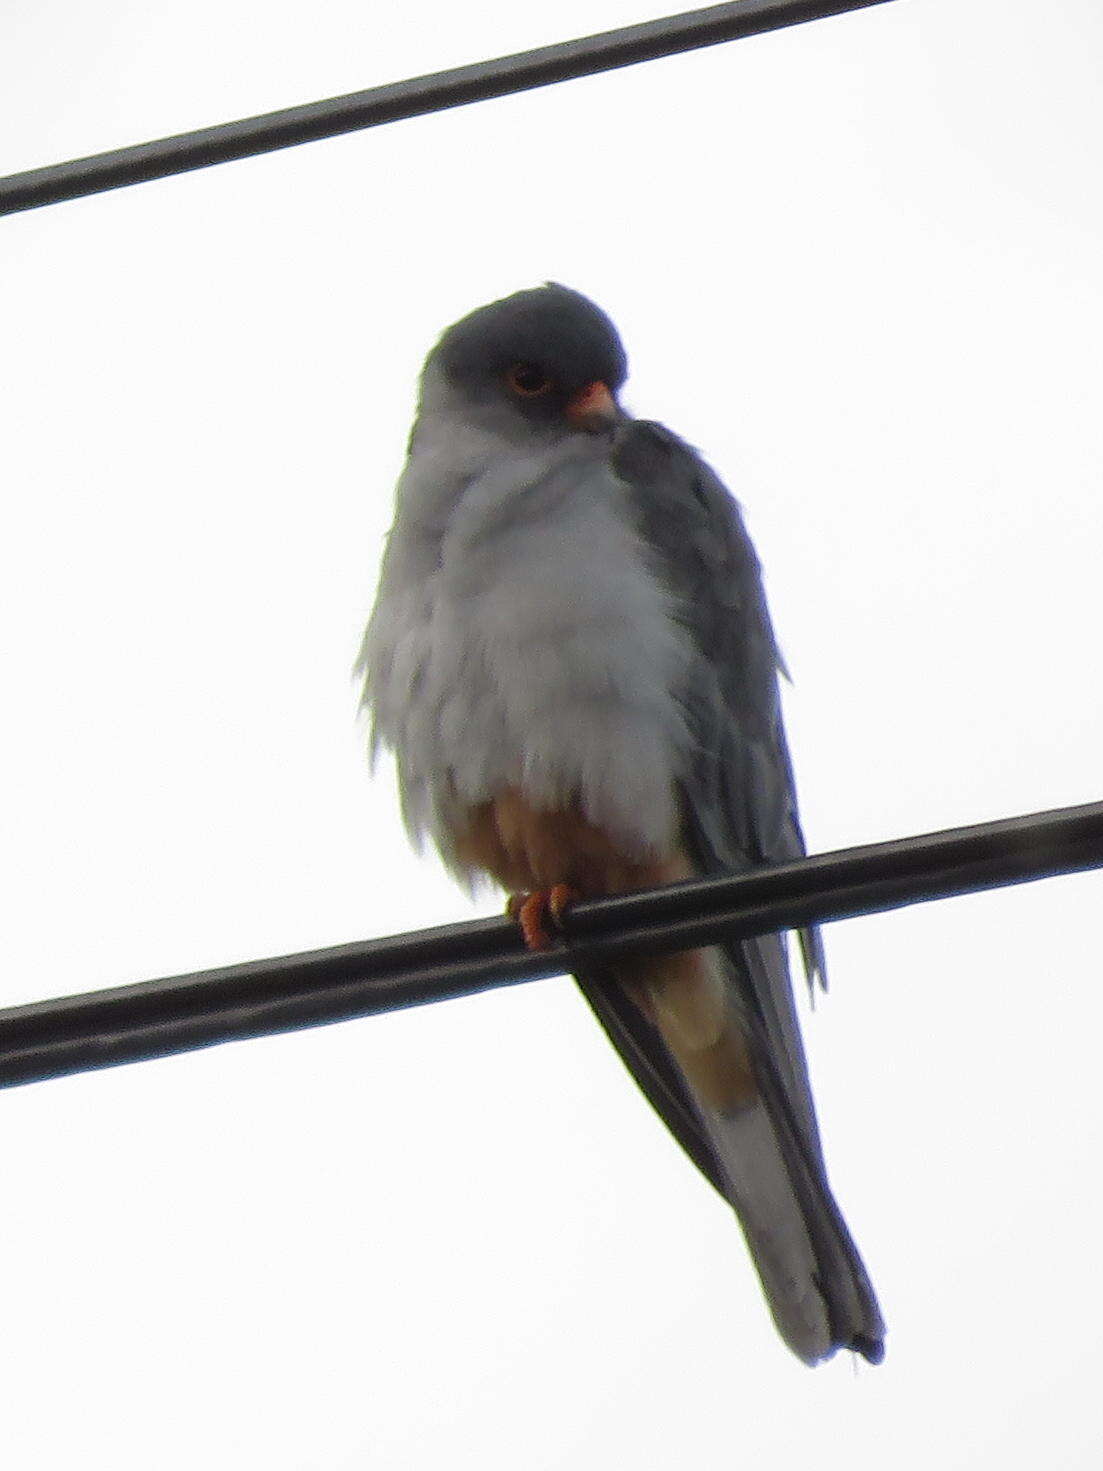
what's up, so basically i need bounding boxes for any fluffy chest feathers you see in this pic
[360,427,695,877]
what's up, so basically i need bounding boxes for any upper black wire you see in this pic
[0,1,894,216]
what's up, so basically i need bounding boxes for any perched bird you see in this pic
[358,284,884,1365]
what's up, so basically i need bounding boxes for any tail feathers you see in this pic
[571,953,884,1367]
[702,1094,884,1365]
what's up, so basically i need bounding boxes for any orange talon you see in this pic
[548,884,578,929]
[506,886,579,951]
[518,892,554,951]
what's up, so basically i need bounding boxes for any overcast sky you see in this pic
[3,2,1102,1467]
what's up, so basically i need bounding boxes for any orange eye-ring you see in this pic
[506,363,553,397]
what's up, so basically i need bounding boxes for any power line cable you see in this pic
[0,0,894,216]
[2,798,1100,1089]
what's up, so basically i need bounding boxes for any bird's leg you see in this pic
[506,884,578,951]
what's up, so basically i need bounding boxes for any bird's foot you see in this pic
[506,885,578,951]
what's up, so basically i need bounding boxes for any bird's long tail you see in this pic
[623,943,884,1366]
[699,1064,883,1365]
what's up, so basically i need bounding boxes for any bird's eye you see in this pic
[506,363,553,397]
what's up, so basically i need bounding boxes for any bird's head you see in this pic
[418,283,628,444]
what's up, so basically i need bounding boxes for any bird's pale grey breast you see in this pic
[360,313,696,877]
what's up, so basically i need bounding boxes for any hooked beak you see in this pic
[565,380,620,432]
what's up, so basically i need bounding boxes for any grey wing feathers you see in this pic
[611,422,827,1148]
[571,419,829,1192]
[612,423,818,912]
[600,420,883,1361]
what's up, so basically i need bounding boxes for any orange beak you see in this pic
[565,380,619,430]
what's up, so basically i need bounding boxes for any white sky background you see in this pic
[2,0,1102,1465]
